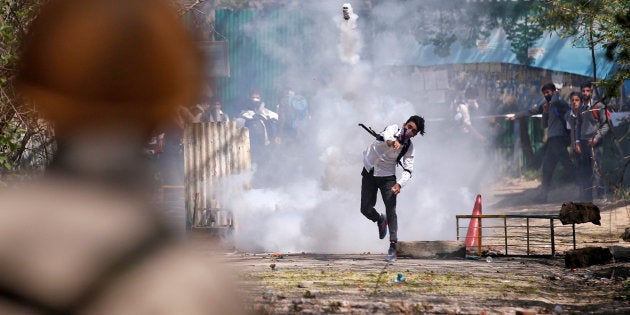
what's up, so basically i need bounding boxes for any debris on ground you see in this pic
[559,201,601,225]
[565,247,613,268]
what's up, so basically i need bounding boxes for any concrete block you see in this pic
[397,241,466,259]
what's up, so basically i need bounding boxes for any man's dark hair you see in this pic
[580,81,593,90]
[568,91,581,100]
[406,115,425,136]
[541,83,556,93]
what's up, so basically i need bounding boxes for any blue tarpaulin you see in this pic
[399,29,616,79]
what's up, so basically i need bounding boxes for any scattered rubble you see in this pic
[565,247,613,268]
[559,201,601,225]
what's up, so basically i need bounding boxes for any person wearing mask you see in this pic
[509,83,575,203]
[235,91,279,187]
[360,115,425,262]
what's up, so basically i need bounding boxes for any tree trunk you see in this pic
[518,117,535,167]
[589,20,597,82]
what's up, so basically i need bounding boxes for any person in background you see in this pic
[206,97,230,122]
[360,115,425,262]
[567,91,582,160]
[2,0,242,313]
[193,99,212,123]
[576,82,610,202]
[276,87,310,145]
[509,83,575,203]
[235,90,279,187]
[452,95,486,142]
[239,91,278,150]
[185,97,230,123]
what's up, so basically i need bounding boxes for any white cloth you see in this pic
[362,124,414,187]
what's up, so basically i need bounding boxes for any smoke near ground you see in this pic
[214,1,503,254]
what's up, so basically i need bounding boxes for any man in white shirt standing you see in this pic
[360,115,425,262]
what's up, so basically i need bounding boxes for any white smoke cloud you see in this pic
[337,3,361,65]
[213,1,500,254]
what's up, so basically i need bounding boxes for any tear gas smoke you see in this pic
[206,2,503,254]
[338,3,360,64]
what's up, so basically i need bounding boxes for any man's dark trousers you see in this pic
[577,141,604,201]
[360,167,397,242]
[541,136,575,193]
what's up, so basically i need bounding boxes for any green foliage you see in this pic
[602,6,630,98]
[522,169,541,181]
[503,15,543,65]
[0,0,48,179]
[536,0,630,95]
[0,122,22,170]
[418,1,513,59]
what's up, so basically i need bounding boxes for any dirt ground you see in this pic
[187,178,630,314]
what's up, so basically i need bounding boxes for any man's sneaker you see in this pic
[377,214,388,239]
[385,246,397,262]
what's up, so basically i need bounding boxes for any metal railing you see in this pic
[456,214,577,257]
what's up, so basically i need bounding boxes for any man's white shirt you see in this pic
[362,124,414,187]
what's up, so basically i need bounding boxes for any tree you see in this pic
[536,0,630,97]
[503,13,544,66]
[0,0,223,180]
[405,0,545,65]
[0,0,49,179]
[603,6,630,91]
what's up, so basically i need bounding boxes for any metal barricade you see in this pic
[456,214,577,257]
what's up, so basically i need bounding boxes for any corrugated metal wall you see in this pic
[214,9,307,114]
[184,122,250,230]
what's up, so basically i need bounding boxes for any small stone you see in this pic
[298,281,313,288]
[262,290,274,300]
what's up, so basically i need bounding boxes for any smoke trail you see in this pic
[338,3,361,65]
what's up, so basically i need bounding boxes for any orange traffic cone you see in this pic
[465,194,482,254]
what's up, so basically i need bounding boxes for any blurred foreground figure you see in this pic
[0,0,241,314]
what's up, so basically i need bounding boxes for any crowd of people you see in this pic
[144,86,311,189]
[507,81,613,203]
[444,65,624,205]
[144,61,621,205]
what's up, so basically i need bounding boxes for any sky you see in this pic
[200,1,504,254]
